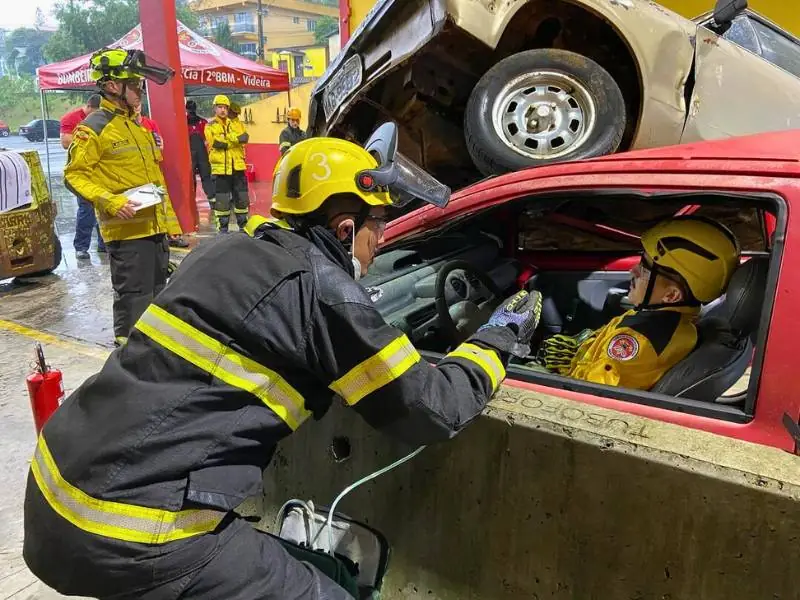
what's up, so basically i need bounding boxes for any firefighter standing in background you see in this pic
[228,101,250,229]
[186,100,215,208]
[205,94,248,233]
[63,48,181,347]
[23,121,543,599]
[279,106,306,155]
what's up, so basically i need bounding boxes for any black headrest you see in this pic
[725,257,770,334]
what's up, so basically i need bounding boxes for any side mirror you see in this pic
[711,0,748,31]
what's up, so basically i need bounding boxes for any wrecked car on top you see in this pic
[310,0,800,189]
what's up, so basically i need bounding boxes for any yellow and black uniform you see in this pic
[205,115,247,232]
[566,306,700,390]
[22,218,516,600]
[23,124,526,599]
[279,125,306,155]
[228,107,250,229]
[64,97,181,342]
[539,216,740,391]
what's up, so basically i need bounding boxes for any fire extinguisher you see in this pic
[26,343,64,434]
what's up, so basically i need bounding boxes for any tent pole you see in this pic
[40,90,53,199]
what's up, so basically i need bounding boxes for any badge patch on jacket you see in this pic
[607,334,639,361]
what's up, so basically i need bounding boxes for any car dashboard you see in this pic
[358,232,520,348]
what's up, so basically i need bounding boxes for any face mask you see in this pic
[350,225,362,280]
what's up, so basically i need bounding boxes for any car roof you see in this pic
[450,130,800,200]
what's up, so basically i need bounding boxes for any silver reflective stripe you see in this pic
[31,436,224,544]
[330,335,421,405]
[135,305,310,430]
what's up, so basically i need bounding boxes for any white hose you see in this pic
[310,445,427,553]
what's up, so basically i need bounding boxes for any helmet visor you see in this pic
[358,122,451,209]
[124,50,174,85]
[389,152,450,209]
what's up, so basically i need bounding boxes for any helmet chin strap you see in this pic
[634,263,700,311]
[100,80,138,113]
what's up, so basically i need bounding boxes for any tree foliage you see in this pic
[5,28,53,76]
[314,15,339,45]
[213,21,236,53]
[43,0,199,63]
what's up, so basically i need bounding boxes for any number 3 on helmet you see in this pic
[270,122,451,217]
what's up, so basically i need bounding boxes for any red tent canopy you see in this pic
[37,21,290,95]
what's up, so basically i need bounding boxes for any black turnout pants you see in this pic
[107,234,169,339]
[190,135,214,201]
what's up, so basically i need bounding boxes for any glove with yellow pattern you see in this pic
[540,329,596,375]
[479,290,543,358]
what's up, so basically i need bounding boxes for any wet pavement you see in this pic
[0,174,273,599]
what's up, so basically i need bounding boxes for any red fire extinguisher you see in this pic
[26,343,64,434]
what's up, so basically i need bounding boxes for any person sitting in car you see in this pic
[538,217,740,391]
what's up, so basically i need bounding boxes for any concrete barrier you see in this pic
[255,386,800,600]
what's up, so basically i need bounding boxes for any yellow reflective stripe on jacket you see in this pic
[446,342,505,391]
[31,435,224,544]
[330,335,421,405]
[134,304,310,430]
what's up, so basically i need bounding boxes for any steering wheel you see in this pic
[434,260,505,347]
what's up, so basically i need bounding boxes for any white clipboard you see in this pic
[124,183,166,211]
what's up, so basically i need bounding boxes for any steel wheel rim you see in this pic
[491,70,597,160]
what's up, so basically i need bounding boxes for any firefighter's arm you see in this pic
[570,328,659,389]
[279,129,292,155]
[315,299,518,446]
[205,122,228,150]
[227,122,249,146]
[64,126,129,217]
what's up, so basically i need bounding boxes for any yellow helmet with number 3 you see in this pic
[270,137,393,216]
[272,122,451,217]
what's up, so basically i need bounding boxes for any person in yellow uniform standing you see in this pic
[205,95,248,233]
[539,217,740,390]
[228,101,250,229]
[64,48,182,347]
[279,106,306,155]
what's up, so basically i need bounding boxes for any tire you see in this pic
[0,130,9,137]
[23,235,62,277]
[464,48,626,176]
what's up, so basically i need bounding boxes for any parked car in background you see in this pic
[0,120,10,137]
[19,119,60,143]
[309,0,800,190]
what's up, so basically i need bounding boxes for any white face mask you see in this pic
[350,225,362,280]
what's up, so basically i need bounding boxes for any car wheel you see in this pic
[0,130,8,137]
[22,235,62,277]
[464,48,626,176]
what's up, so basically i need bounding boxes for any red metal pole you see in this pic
[139,0,197,233]
[340,0,351,47]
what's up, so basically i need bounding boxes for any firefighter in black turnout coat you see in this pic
[23,122,543,599]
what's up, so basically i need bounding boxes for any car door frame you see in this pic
[386,162,799,452]
[679,10,800,145]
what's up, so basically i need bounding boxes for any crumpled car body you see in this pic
[310,0,800,189]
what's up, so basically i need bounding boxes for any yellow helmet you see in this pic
[641,216,740,304]
[287,107,301,121]
[271,137,392,216]
[272,122,451,217]
[213,94,231,107]
[90,48,173,84]
[229,101,241,115]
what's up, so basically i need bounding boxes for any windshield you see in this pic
[25,120,39,127]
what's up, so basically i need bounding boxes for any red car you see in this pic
[365,129,800,453]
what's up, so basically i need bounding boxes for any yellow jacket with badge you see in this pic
[566,307,700,390]
[204,116,247,175]
[64,99,181,242]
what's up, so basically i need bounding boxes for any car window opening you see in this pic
[363,190,784,423]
